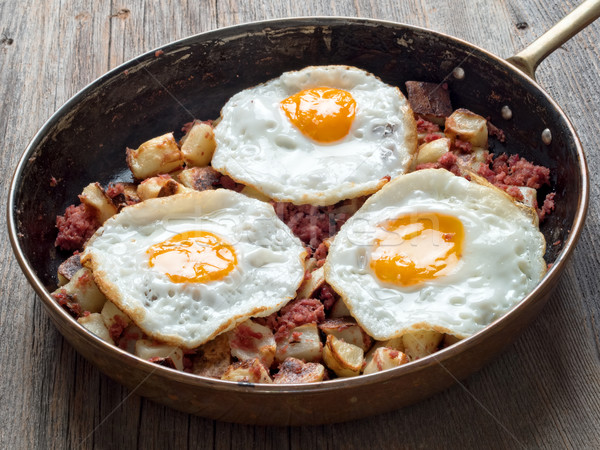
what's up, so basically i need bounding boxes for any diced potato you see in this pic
[275,323,322,363]
[117,324,144,354]
[135,339,184,371]
[180,122,216,167]
[443,334,461,348]
[77,313,114,344]
[274,357,326,384]
[363,347,410,375]
[416,137,451,165]
[137,175,191,200]
[126,132,183,180]
[57,254,82,286]
[445,108,488,148]
[192,334,231,378]
[100,300,131,331]
[515,186,537,209]
[296,267,325,300]
[59,267,106,313]
[177,166,221,191]
[79,182,118,224]
[322,335,364,377]
[330,298,351,318]
[108,182,140,209]
[402,330,443,360]
[229,320,276,368]
[240,185,271,202]
[221,358,272,383]
[319,318,372,352]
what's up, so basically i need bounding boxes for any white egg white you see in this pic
[81,190,306,349]
[324,169,547,340]
[212,65,417,206]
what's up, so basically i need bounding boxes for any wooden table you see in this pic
[1,1,599,448]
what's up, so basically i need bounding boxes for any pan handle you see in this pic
[506,0,600,79]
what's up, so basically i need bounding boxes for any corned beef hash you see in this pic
[52,66,554,383]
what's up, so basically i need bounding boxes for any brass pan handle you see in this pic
[507,0,600,79]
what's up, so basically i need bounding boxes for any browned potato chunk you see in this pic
[405,81,453,125]
[221,358,272,383]
[322,335,364,377]
[402,330,443,360]
[363,347,410,375]
[515,186,538,209]
[180,122,216,167]
[56,267,106,313]
[79,182,118,224]
[137,175,191,200]
[100,300,131,331]
[77,313,114,344]
[192,334,231,378]
[319,318,372,352]
[330,298,352,318]
[57,254,82,286]
[275,323,322,363]
[177,166,221,191]
[108,182,140,210]
[273,357,326,384]
[135,339,184,371]
[228,320,276,368]
[296,267,325,299]
[126,133,183,179]
[445,108,488,148]
[416,137,451,165]
[240,185,271,202]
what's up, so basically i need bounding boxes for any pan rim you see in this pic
[7,16,590,395]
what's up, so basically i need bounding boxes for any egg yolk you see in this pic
[280,87,356,143]
[370,213,464,286]
[147,231,237,283]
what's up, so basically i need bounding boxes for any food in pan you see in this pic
[52,66,555,383]
[211,65,417,205]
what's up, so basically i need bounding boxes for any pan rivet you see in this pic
[501,106,512,120]
[542,128,552,145]
[452,67,465,79]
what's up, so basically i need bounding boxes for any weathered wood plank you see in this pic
[0,0,598,449]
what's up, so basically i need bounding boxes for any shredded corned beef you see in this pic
[538,192,556,221]
[273,298,325,342]
[452,139,472,154]
[52,291,81,318]
[108,315,129,342]
[479,153,550,189]
[273,203,348,249]
[416,117,440,133]
[55,203,99,251]
[315,284,338,310]
[313,242,328,266]
[487,121,506,143]
[149,356,177,369]
[415,152,461,176]
[106,182,139,208]
[424,132,444,143]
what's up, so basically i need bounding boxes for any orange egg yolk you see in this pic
[370,213,464,286]
[280,87,356,143]
[147,231,237,283]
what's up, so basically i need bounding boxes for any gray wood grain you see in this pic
[1,0,598,449]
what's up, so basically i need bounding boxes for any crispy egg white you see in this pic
[324,169,547,340]
[211,65,417,206]
[81,190,306,348]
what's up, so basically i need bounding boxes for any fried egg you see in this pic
[211,65,417,206]
[81,190,306,348]
[324,169,547,340]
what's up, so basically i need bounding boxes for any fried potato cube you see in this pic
[319,318,372,353]
[221,358,272,383]
[77,313,114,344]
[405,81,453,125]
[180,121,216,167]
[296,267,326,300]
[177,166,221,191]
[100,300,131,331]
[126,132,183,180]
[79,182,118,224]
[322,335,364,377]
[240,185,272,202]
[515,186,538,209]
[402,330,443,360]
[229,320,276,368]
[329,298,352,318]
[445,108,488,148]
[137,175,191,201]
[416,137,451,165]
[57,254,82,286]
[363,347,410,375]
[273,357,326,384]
[58,267,106,313]
[275,323,322,363]
[135,339,184,371]
[192,334,231,378]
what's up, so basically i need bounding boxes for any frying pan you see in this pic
[8,0,598,425]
